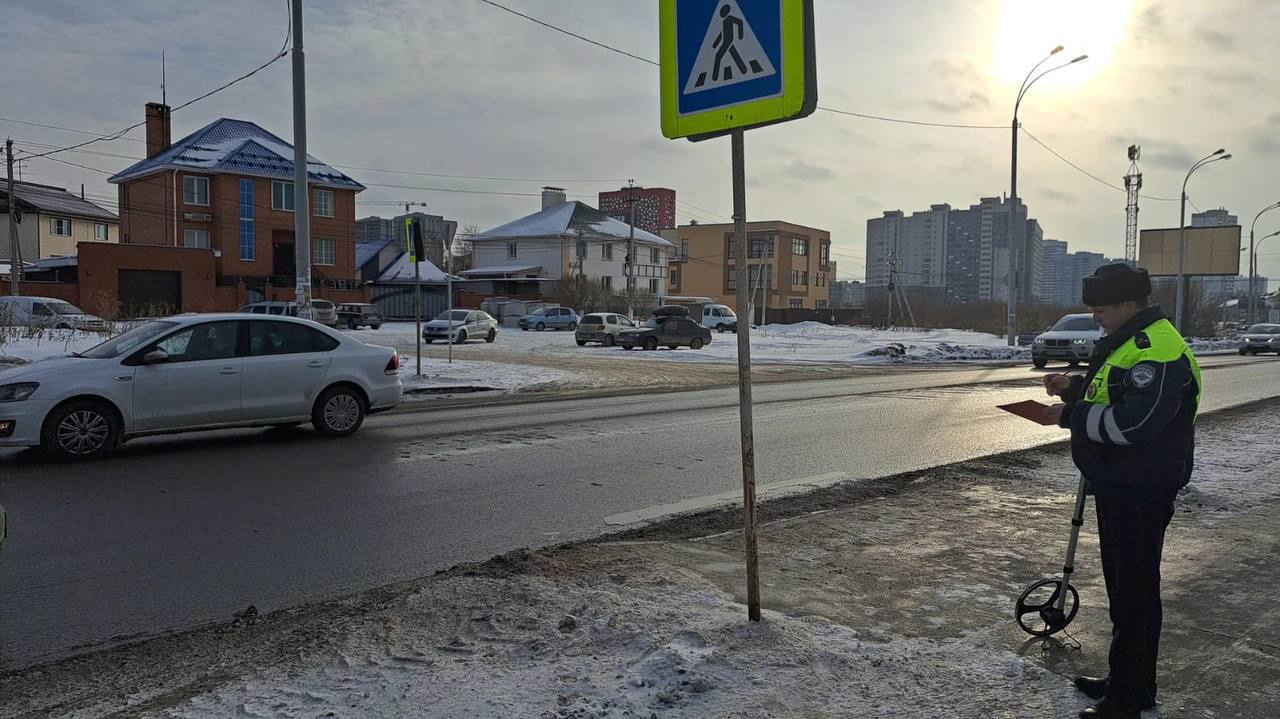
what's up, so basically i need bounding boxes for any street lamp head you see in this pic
[1221,154,1233,161]
[1071,54,1089,63]
[1051,45,1064,55]
[1212,148,1226,155]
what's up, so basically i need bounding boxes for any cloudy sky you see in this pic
[4,0,1278,286]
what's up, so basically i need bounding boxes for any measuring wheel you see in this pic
[1015,578,1080,637]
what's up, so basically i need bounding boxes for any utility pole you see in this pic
[730,128,761,622]
[6,139,21,294]
[290,0,312,318]
[625,180,637,317]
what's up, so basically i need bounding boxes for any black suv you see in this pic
[337,303,384,330]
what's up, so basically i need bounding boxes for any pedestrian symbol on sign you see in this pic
[683,0,776,95]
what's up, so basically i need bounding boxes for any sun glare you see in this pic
[991,0,1133,89]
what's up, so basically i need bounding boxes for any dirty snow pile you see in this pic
[160,557,1088,719]
[400,358,575,398]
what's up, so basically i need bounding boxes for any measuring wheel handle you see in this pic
[1015,578,1080,637]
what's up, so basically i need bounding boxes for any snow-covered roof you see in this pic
[472,201,672,247]
[108,118,364,190]
[374,254,452,283]
[356,238,397,270]
[0,182,117,222]
[459,264,543,277]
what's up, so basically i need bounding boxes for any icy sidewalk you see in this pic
[5,401,1278,718]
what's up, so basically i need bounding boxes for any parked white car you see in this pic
[0,296,108,331]
[0,314,402,459]
[574,312,638,346]
[422,310,499,344]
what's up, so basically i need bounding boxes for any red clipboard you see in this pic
[997,399,1060,426]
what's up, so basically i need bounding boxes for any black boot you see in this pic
[1078,698,1140,719]
[1073,676,1108,700]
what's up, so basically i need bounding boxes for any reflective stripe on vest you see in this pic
[1084,318,1202,418]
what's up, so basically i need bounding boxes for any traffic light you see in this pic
[405,217,425,261]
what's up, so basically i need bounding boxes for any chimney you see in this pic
[541,186,567,210]
[145,102,172,158]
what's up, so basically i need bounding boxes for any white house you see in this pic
[465,191,673,298]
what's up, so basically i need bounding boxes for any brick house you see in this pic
[102,103,366,312]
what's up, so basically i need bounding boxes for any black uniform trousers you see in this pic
[1095,494,1175,710]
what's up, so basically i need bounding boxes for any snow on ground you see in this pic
[399,358,575,398]
[0,330,102,367]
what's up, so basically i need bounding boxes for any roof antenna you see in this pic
[162,50,167,107]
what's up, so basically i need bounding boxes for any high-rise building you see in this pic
[1191,207,1238,227]
[356,212,456,268]
[829,279,865,309]
[1039,238,1113,306]
[865,205,949,299]
[598,186,677,235]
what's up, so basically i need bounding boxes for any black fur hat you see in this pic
[1081,263,1152,306]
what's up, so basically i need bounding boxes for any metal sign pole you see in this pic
[415,257,423,377]
[731,128,761,622]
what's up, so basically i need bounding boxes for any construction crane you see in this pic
[1123,145,1142,265]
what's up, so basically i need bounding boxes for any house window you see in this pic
[670,265,680,290]
[792,238,808,256]
[576,239,587,258]
[183,229,211,249]
[272,181,294,211]
[789,299,804,309]
[313,189,334,218]
[94,223,109,241]
[816,300,828,309]
[650,247,660,263]
[49,217,72,236]
[602,243,613,261]
[507,242,518,259]
[649,278,660,294]
[183,175,210,205]
[680,238,689,261]
[819,244,830,266]
[314,237,335,266]
[240,179,256,260]
[791,270,808,286]
[601,275,612,291]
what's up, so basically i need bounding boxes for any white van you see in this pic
[701,304,738,333]
[0,295,108,331]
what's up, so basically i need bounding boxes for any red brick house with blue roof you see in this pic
[107,103,365,305]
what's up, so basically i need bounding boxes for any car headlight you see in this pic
[1072,339,1091,345]
[0,382,39,403]
[1033,338,1046,344]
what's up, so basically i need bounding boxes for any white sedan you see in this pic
[0,314,403,460]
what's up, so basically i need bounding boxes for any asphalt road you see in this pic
[2,355,1277,670]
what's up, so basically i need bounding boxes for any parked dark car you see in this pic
[337,303,384,330]
[617,315,712,351]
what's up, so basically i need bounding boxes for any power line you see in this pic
[330,163,629,184]
[17,1,291,161]
[1019,126,1180,202]
[472,0,1005,132]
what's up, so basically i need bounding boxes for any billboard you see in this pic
[1138,226,1241,277]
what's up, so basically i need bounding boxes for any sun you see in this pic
[991,0,1133,89]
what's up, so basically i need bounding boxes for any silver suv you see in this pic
[1032,313,1103,368]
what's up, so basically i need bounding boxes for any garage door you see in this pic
[118,269,182,318]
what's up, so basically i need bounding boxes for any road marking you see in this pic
[603,471,854,526]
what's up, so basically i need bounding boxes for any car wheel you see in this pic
[1239,348,1248,355]
[1033,358,1048,369]
[567,321,578,331]
[576,339,587,346]
[43,399,120,460]
[717,325,727,333]
[690,338,704,350]
[372,324,382,330]
[643,337,658,351]
[536,322,546,331]
[312,386,366,437]
[603,335,615,347]
[454,330,467,345]
[423,338,433,344]
[486,329,497,343]
[347,319,358,330]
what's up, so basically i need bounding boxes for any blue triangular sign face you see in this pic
[682,0,777,95]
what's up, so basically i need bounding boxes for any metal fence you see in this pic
[370,284,448,320]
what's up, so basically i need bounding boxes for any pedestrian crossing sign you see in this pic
[660,0,815,140]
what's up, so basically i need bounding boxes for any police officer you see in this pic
[1044,263,1201,719]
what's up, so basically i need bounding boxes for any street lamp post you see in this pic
[1252,229,1280,324]
[1247,201,1280,326]
[1174,149,1231,333]
[1007,48,1087,345]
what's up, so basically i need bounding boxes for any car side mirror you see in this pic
[143,349,170,364]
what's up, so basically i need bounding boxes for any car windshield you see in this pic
[643,318,658,328]
[49,301,87,315]
[529,308,548,316]
[1246,324,1280,333]
[77,321,178,359]
[436,310,470,322]
[1051,316,1099,332]
[312,300,333,309]
[718,307,736,317]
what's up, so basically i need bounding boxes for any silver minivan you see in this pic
[575,312,637,346]
[0,295,108,331]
